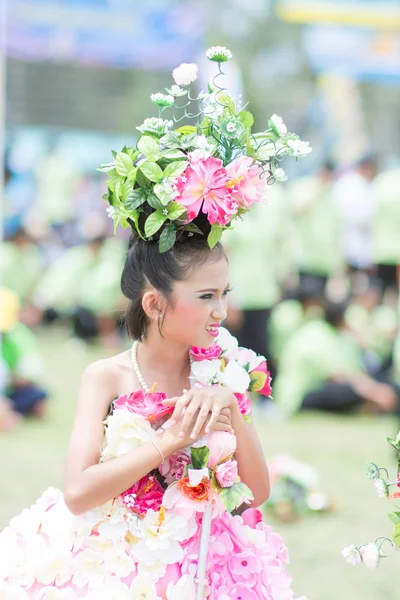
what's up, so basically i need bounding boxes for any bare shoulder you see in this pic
[80,349,134,398]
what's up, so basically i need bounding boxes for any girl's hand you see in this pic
[162,387,236,440]
[164,407,234,449]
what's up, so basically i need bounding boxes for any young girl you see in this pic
[0,47,311,599]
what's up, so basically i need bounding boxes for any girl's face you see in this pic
[161,255,230,348]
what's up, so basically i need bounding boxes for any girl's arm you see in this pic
[230,402,270,507]
[63,361,182,515]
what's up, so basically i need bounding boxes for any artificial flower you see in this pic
[190,344,222,361]
[113,390,172,423]
[178,477,209,502]
[360,543,380,571]
[269,114,288,137]
[274,167,288,182]
[207,430,237,468]
[121,474,165,516]
[129,575,162,600]
[172,63,198,86]
[150,93,174,107]
[166,574,197,600]
[373,478,386,498]
[206,46,233,62]
[220,360,250,393]
[159,451,191,485]
[234,392,252,416]
[217,326,239,353]
[103,547,136,578]
[101,409,155,460]
[216,459,239,488]
[226,156,267,209]
[190,358,222,386]
[137,117,173,136]
[341,544,361,566]
[165,85,187,97]
[188,467,210,487]
[286,139,312,158]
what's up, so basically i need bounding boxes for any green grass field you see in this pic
[1,327,399,599]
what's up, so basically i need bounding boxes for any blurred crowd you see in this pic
[1,147,400,430]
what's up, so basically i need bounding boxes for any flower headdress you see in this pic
[99,45,311,252]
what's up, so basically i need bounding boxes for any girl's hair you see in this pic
[121,234,225,340]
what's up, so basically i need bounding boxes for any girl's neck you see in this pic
[137,329,191,381]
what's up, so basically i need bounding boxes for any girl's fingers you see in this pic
[205,405,222,434]
[179,397,202,437]
[190,402,213,440]
[170,391,193,424]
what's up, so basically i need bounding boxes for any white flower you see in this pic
[36,587,78,600]
[193,135,216,152]
[206,46,233,62]
[172,63,198,86]
[287,139,312,158]
[87,576,132,600]
[220,361,250,393]
[373,478,386,498]
[137,559,167,581]
[226,347,264,372]
[72,548,105,588]
[217,326,239,353]
[32,538,72,587]
[101,409,155,460]
[131,508,196,567]
[190,359,222,386]
[150,93,175,107]
[137,117,173,136]
[103,547,136,578]
[165,85,187,97]
[341,544,361,566]
[269,114,288,137]
[274,168,288,182]
[360,543,380,571]
[188,467,209,487]
[130,575,162,600]
[0,582,29,600]
[106,206,115,219]
[166,574,197,600]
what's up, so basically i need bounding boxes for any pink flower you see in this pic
[234,393,252,416]
[176,157,238,225]
[216,459,239,488]
[229,584,259,600]
[207,431,237,468]
[113,390,173,424]
[159,451,191,485]
[121,474,164,517]
[251,360,273,397]
[226,156,268,209]
[229,551,263,586]
[190,344,223,361]
[163,481,224,517]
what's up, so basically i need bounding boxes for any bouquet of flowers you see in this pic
[263,455,333,522]
[98,45,311,252]
[342,430,400,571]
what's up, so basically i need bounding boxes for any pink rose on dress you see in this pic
[159,451,191,485]
[113,390,173,424]
[190,344,222,361]
[250,360,273,397]
[234,393,251,416]
[207,431,237,468]
[216,459,238,488]
[121,474,164,517]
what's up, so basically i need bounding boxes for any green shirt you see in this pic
[1,323,45,382]
[273,320,362,415]
[372,168,400,264]
[1,242,43,303]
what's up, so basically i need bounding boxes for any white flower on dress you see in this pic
[101,409,155,460]
[131,508,196,567]
[220,361,250,393]
[341,544,361,566]
[286,139,312,158]
[103,546,136,578]
[206,46,233,62]
[137,558,167,581]
[0,581,29,600]
[188,467,209,487]
[269,114,288,137]
[226,347,264,372]
[172,63,198,86]
[72,548,105,588]
[360,543,380,571]
[274,168,288,182]
[166,574,197,600]
[129,575,162,600]
[32,538,72,587]
[87,576,132,600]
[190,359,222,386]
[217,326,239,354]
[35,587,78,600]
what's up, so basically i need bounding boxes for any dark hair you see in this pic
[324,300,349,329]
[121,234,225,340]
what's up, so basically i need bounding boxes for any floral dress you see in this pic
[0,328,307,600]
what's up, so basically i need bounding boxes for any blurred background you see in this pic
[1,1,400,598]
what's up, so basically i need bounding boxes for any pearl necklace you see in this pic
[131,340,194,393]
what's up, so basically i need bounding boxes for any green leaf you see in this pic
[119,179,133,202]
[191,446,210,470]
[207,225,223,249]
[393,523,400,547]
[389,512,400,525]
[115,152,133,177]
[138,135,160,157]
[163,160,188,179]
[176,125,197,135]
[159,227,177,253]
[125,189,147,211]
[139,162,163,183]
[210,472,222,494]
[219,481,254,513]
[144,211,167,237]
[180,223,204,235]
[198,117,212,137]
[161,149,186,160]
[128,210,145,239]
[127,168,137,184]
[167,202,186,220]
[147,193,164,211]
[249,371,267,393]
[154,183,172,206]
[237,110,254,129]
[136,170,152,189]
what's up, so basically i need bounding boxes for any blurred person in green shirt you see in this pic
[288,162,343,293]
[274,300,400,417]
[223,187,290,380]
[1,288,48,417]
[372,167,400,297]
